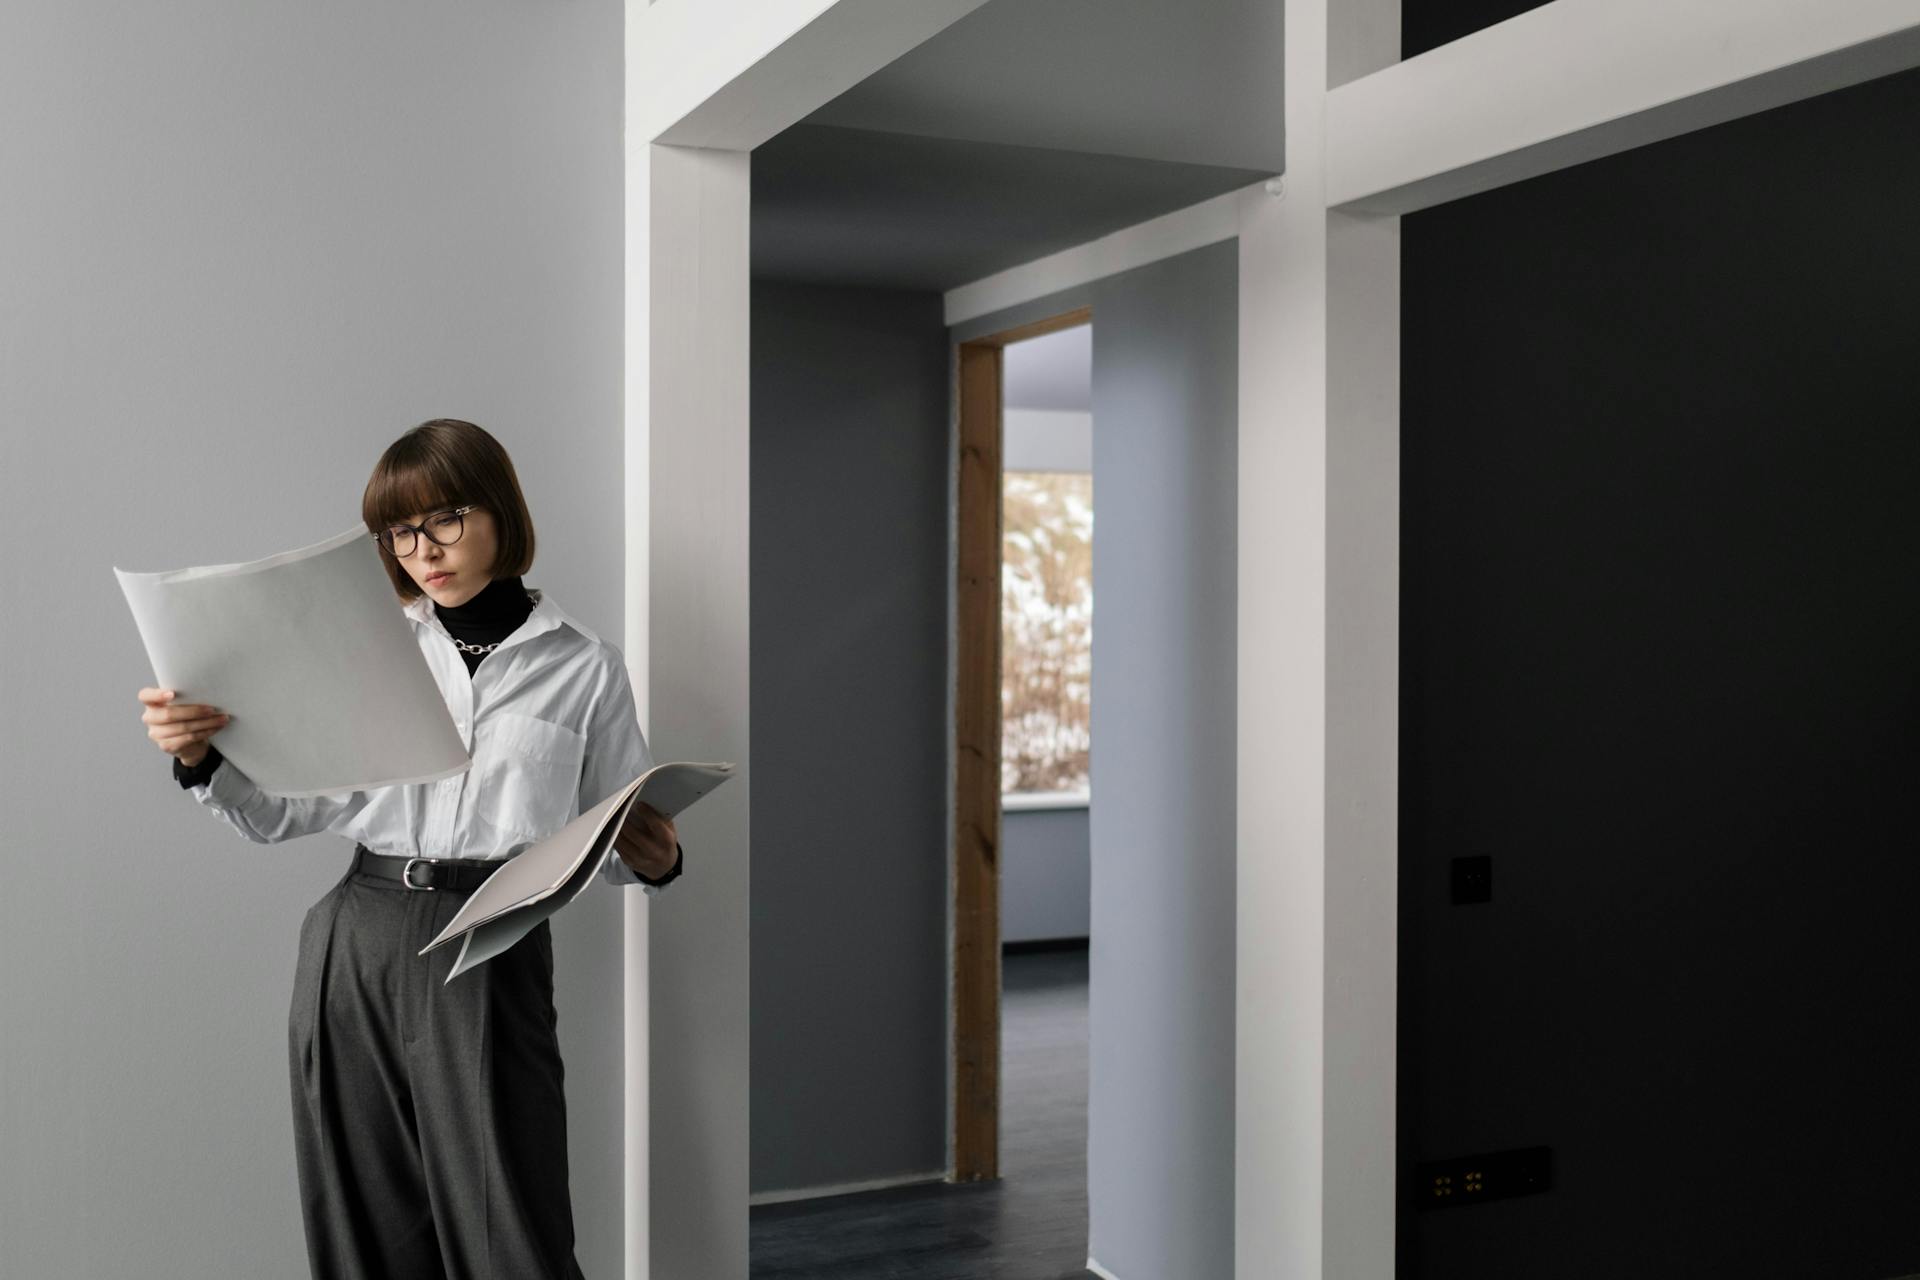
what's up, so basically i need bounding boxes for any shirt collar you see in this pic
[402,585,600,651]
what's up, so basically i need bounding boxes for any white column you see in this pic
[1322,202,1401,1279]
[622,22,654,1273]
[627,134,753,1279]
[1238,0,1399,1271]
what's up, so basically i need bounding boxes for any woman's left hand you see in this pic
[614,800,678,880]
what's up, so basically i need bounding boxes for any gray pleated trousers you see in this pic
[288,848,587,1280]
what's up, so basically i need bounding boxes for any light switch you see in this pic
[1451,856,1491,905]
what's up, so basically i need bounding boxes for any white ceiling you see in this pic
[1005,323,1092,411]
[803,0,1284,172]
[751,0,1283,291]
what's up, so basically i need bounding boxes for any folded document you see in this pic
[420,760,734,981]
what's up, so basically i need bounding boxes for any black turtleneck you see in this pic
[434,573,535,678]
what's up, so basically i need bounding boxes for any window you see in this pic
[1001,469,1092,796]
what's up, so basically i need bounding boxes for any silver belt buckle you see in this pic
[401,857,438,891]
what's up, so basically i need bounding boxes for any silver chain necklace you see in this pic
[444,591,538,656]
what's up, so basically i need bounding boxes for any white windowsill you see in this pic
[1002,790,1091,813]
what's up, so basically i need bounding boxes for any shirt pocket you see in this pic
[471,711,588,846]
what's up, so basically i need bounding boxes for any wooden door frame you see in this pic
[952,304,1094,1183]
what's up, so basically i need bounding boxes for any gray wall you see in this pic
[748,280,953,1197]
[1399,65,1920,1280]
[1003,809,1091,943]
[955,238,1240,1280]
[0,3,627,1275]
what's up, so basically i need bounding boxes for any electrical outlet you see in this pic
[1451,855,1492,905]
[1413,1146,1551,1210]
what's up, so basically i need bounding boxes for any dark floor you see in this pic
[750,945,1094,1279]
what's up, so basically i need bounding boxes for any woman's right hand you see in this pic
[139,687,230,769]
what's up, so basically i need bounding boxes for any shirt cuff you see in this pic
[605,840,682,891]
[198,753,261,809]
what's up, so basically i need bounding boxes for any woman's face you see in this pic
[391,504,499,607]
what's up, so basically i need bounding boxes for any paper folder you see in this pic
[420,761,734,981]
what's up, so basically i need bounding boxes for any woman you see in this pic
[135,418,681,1279]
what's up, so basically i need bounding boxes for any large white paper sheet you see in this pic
[423,761,735,981]
[116,525,471,798]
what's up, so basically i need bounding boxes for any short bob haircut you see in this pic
[362,419,537,602]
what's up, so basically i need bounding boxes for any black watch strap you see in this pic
[638,841,684,887]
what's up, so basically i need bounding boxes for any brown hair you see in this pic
[362,419,537,602]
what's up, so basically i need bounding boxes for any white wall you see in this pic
[1003,409,1093,472]
[1,3,628,1274]
[1002,808,1092,942]
[955,238,1241,1279]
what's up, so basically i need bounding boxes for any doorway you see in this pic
[952,306,1094,1182]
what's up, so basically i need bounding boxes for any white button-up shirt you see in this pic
[186,587,667,893]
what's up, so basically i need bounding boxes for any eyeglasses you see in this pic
[373,505,478,558]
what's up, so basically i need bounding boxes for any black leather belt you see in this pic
[352,843,499,892]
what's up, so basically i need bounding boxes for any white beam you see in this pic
[1328,0,1920,213]
[632,0,991,150]
[944,183,1251,326]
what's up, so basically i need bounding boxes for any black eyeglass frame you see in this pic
[372,504,480,558]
